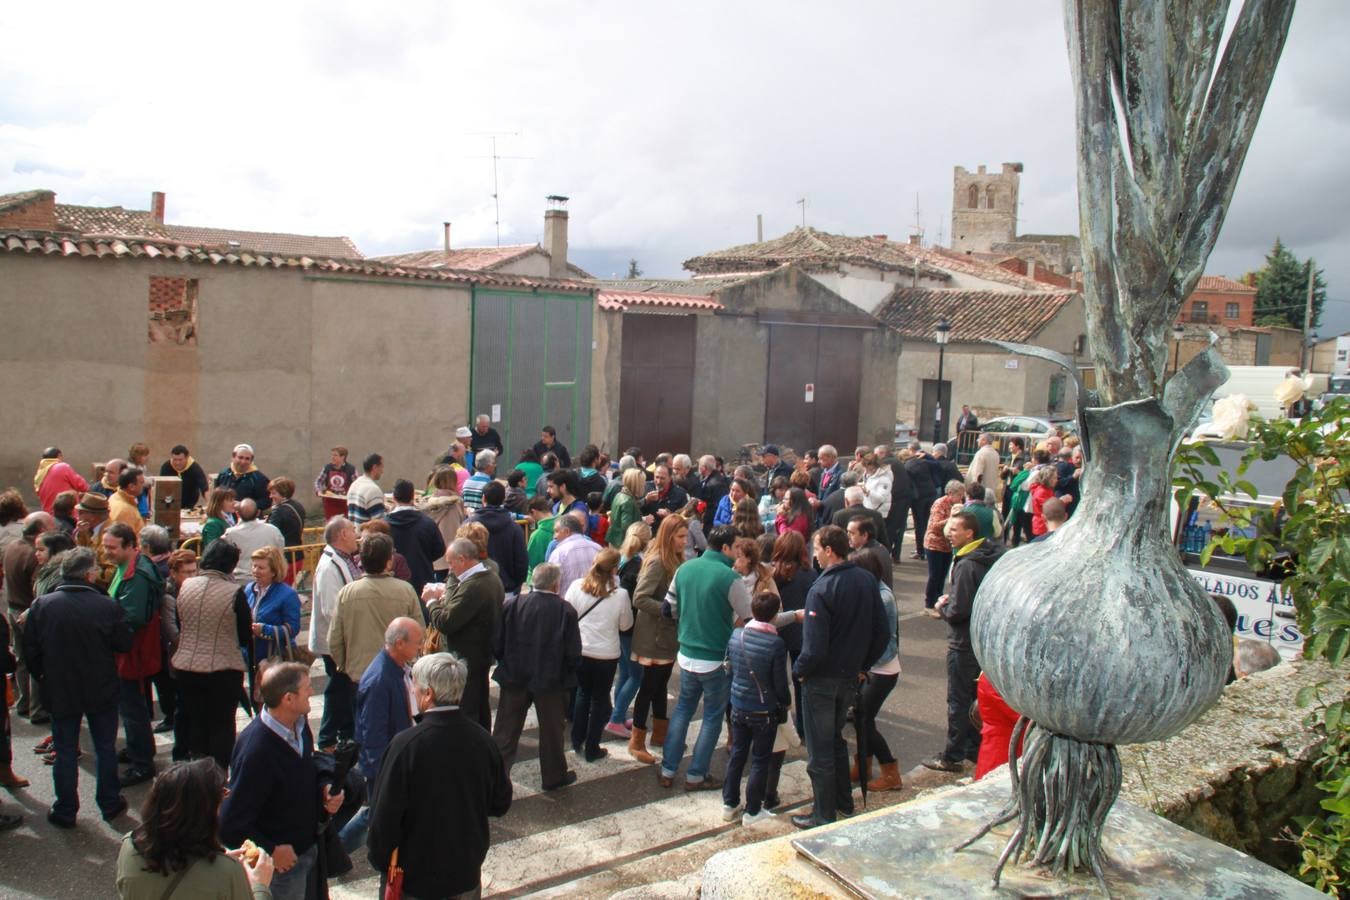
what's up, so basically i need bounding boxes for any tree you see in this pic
[626,258,643,279]
[1254,238,1327,331]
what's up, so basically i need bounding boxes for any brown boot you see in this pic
[867,761,903,792]
[850,759,870,783]
[650,718,668,747]
[628,727,656,765]
[0,767,29,790]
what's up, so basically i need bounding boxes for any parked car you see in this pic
[1317,375,1350,408]
[954,416,1077,463]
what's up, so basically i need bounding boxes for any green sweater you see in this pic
[526,516,556,581]
[517,460,544,494]
[965,503,996,541]
[669,551,741,663]
[201,517,227,550]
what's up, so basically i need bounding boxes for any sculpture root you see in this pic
[956,717,1121,893]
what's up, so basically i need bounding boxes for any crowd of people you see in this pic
[0,419,1277,898]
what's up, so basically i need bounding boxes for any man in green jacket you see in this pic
[101,522,164,787]
[429,538,505,731]
[658,526,752,791]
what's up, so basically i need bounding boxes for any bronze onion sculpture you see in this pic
[961,0,1296,886]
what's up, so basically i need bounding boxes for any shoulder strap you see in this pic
[159,865,190,900]
[577,593,606,622]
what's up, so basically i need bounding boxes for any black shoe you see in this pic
[101,797,129,822]
[0,812,22,832]
[116,749,132,764]
[542,770,578,791]
[119,768,154,788]
[763,795,781,812]
[920,756,964,773]
[28,713,51,725]
[791,814,819,830]
[152,719,175,734]
[46,811,76,829]
[584,747,609,763]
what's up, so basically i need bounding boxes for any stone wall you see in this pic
[1119,658,1349,871]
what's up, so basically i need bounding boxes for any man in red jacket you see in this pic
[34,448,89,514]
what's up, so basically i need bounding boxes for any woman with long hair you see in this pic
[848,550,903,792]
[713,477,756,527]
[732,537,777,599]
[200,488,236,551]
[774,487,813,539]
[563,548,633,761]
[606,521,651,738]
[732,496,764,539]
[607,468,647,550]
[772,531,816,735]
[116,758,273,898]
[173,540,252,767]
[33,531,77,596]
[626,515,687,763]
[424,467,465,579]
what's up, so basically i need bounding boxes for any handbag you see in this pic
[383,848,405,900]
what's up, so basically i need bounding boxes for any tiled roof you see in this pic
[591,276,750,297]
[597,289,724,312]
[0,231,593,293]
[1195,274,1256,293]
[875,288,1077,343]
[924,246,1052,290]
[374,245,592,278]
[683,228,953,281]
[0,190,54,215]
[55,203,166,237]
[164,225,361,259]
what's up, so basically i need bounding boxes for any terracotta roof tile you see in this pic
[875,287,1077,343]
[163,224,361,259]
[374,245,592,278]
[683,227,952,281]
[0,230,593,293]
[1195,274,1256,293]
[54,203,166,237]
[590,276,749,297]
[597,289,724,312]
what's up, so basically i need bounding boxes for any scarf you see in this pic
[33,457,58,492]
[231,462,259,476]
[170,455,196,475]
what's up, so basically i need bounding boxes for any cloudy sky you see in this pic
[3,1,1347,335]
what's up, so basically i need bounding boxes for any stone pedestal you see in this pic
[702,773,1321,899]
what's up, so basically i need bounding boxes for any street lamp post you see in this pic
[1171,323,1185,375]
[933,319,951,445]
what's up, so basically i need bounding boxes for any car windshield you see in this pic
[1329,376,1350,394]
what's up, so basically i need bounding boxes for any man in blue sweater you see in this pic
[791,525,889,829]
[221,662,345,900]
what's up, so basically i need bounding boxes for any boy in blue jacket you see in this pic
[722,591,793,825]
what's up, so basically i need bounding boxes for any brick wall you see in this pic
[149,276,188,312]
[1183,287,1255,326]
[0,194,56,230]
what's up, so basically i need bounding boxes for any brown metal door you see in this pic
[765,325,864,455]
[619,314,697,455]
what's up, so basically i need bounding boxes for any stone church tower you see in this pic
[951,162,1022,254]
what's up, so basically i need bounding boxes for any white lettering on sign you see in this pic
[1187,567,1303,658]
[805,384,815,403]
[491,404,502,423]
[1006,359,1019,369]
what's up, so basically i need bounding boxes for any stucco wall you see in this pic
[0,254,473,505]
[590,306,622,453]
[690,313,766,461]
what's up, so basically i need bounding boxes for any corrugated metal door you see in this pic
[619,313,697,455]
[764,325,864,456]
[471,289,592,461]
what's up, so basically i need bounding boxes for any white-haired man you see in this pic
[312,516,362,749]
[369,653,512,899]
[462,449,497,512]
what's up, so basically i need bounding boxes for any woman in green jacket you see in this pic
[607,468,647,549]
[200,487,236,551]
[625,514,687,765]
[515,447,546,495]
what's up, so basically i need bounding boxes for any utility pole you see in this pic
[1303,259,1315,371]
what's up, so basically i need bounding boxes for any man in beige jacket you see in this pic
[328,533,425,685]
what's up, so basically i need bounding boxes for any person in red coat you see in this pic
[34,448,89,514]
[974,673,1024,781]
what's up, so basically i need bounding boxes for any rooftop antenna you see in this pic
[464,132,532,246]
[796,196,807,228]
[912,192,924,245]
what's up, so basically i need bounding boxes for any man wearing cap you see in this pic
[216,444,271,511]
[74,492,117,590]
[758,445,793,497]
[34,448,89,514]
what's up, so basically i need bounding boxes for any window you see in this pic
[1190,300,1209,322]
[1225,302,1239,319]
[968,185,979,209]
[148,277,198,344]
[986,185,996,209]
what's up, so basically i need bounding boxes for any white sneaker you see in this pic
[743,808,776,826]
[721,804,743,822]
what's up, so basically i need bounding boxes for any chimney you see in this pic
[908,234,921,246]
[443,221,452,251]
[543,195,569,279]
[1026,258,1037,279]
[756,214,763,242]
[150,191,166,224]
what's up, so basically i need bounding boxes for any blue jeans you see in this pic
[118,678,155,771]
[609,631,640,725]
[801,677,855,825]
[51,707,121,821]
[660,666,730,783]
[721,708,778,814]
[339,805,369,855]
[269,844,317,900]
[318,655,355,748]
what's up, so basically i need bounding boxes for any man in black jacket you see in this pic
[386,479,447,596]
[876,444,913,561]
[25,547,134,827]
[903,443,939,560]
[640,463,689,523]
[492,562,582,791]
[792,526,889,829]
[533,425,571,469]
[470,482,529,596]
[924,511,1005,772]
[697,456,729,532]
[370,652,511,898]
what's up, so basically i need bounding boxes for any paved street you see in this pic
[1,553,956,899]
